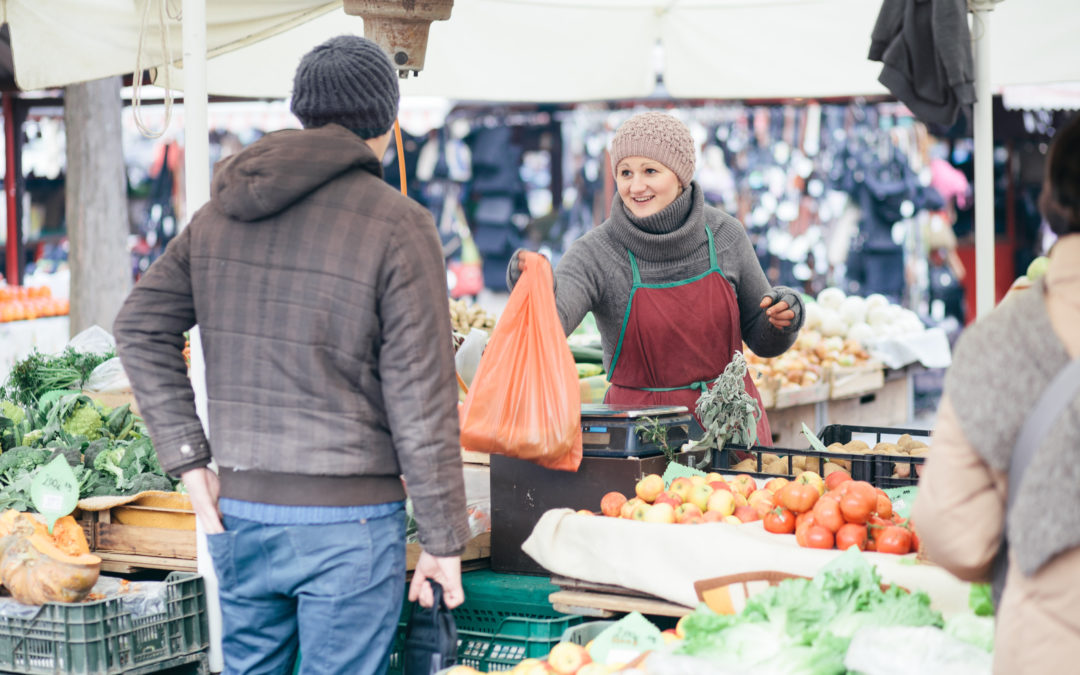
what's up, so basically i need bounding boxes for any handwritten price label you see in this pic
[30,456,79,533]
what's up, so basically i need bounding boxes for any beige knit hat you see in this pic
[609,111,696,187]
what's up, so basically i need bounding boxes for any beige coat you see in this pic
[913,235,1080,674]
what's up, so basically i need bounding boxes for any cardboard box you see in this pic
[490,450,709,576]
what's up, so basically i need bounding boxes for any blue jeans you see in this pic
[206,510,406,675]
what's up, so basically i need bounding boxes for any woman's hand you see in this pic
[760,294,796,329]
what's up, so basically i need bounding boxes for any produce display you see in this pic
[745,333,872,394]
[1,350,180,509]
[458,551,992,675]
[0,509,100,605]
[449,297,498,337]
[766,474,921,555]
[727,434,929,482]
[0,285,68,323]
[583,466,918,555]
[805,288,925,347]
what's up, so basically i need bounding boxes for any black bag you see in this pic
[402,581,458,674]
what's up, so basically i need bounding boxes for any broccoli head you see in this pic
[0,446,51,484]
[124,473,175,495]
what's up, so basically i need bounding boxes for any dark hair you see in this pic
[1039,113,1080,236]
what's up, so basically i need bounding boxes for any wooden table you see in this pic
[548,576,693,618]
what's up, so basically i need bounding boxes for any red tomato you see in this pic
[764,507,797,534]
[795,511,816,530]
[840,491,875,525]
[876,526,913,555]
[795,521,812,547]
[875,494,893,519]
[835,523,868,551]
[811,497,844,533]
[805,525,835,549]
[779,483,819,514]
[824,470,852,491]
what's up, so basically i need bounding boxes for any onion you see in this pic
[866,306,891,327]
[817,287,846,310]
[865,293,890,311]
[846,322,875,346]
[838,295,868,326]
[804,302,823,331]
[819,309,847,338]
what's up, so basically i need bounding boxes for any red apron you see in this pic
[605,226,772,445]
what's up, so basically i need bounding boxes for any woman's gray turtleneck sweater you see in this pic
[510,182,804,373]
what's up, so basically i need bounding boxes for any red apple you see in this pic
[600,491,628,517]
[706,490,736,517]
[702,510,725,523]
[642,502,676,524]
[635,474,665,503]
[675,503,703,523]
[733,505,760,523]
[654,491,683,508]
[547,642,590,675]
[763,477,790,494]
[669,477,695,502]
[729,474,757,499]
[709,480,733,493]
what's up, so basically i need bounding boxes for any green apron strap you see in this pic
[705,226,718,270]
[638,380,711,393]
[628,249,642,285]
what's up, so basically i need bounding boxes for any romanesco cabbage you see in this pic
[0,401,25,425]
[20,429,44,446]
[61,402,105,440]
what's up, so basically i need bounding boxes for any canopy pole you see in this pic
[180,0,221,672]
[970,0,1000,319]
[4,93,19,286]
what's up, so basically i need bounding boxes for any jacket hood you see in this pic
[212,124,383,222]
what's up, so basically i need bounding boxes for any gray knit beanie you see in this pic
[290,35,399,138]
[609,112,696,187]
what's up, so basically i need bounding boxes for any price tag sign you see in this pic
[588,611,664,667]
[30,455,79,533]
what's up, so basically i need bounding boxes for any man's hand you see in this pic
[409,551,464,609]
[760,294,796,329]
[181,467,223,534]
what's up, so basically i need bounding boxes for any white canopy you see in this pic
[7,0,1080,101]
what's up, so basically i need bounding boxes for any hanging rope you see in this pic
[132,0,182,139]
[394,118,408,195]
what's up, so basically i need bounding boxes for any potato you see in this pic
[792,455,807,472]
[825,442,846,453]
[872,442,901,456]
[844,440,870,454]
[893,461,911,479]
[763,459,791,475]
[731,458,758,472]
[760,453,781,465]
[801,456,822,474]
[896,433,917,450]
[907,440,929,451]
[823,461,846,477]
[830,457,852,472]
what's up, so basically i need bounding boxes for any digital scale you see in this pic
[580,404,701,457]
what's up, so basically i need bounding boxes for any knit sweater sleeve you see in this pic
[553,234,607,336]
[710,212,804,358]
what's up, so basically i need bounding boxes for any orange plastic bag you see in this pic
[459,252,582,471]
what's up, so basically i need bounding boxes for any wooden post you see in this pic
[63,77,131,336]
[3,92,20,286]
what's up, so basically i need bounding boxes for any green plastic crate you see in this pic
[0,572,208,675]
[388,571,583,673]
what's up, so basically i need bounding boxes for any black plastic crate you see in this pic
[818,424,932,488]
[712,444,876,485]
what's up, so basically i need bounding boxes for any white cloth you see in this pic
[522,509,972,618]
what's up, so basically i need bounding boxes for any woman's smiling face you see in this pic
[616,157,683,218]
